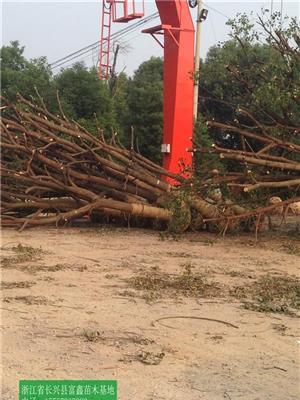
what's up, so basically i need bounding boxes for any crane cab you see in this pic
[109,0,144,23]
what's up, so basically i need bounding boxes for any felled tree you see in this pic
[195,10,300,198]
[2,94,298,234]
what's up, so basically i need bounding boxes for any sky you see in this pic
[1,1,299,76]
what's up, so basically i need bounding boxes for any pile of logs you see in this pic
[196,117,300,194]
[1,95,180,230]
[190,112,300,231]
[1,95,298,233]
[195,15,300,205]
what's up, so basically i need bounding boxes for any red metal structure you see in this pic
[99,2,113,80]
[99,0,195,177]
[99,0,145,79]
[110,0,144,22]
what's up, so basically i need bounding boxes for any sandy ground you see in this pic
[1,223,300,400]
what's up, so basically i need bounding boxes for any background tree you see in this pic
[125,57,163,163]
[54,63,118,136]
[109,71,130,143]
[1,42,165,160]
[199,11,299,149]
[196,11,300,199]
[1,42,130,140]
[1,41,54,107]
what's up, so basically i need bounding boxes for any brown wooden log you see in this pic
[219,152,300,171]
[203,197,300,223]
[243,178,300,192]
[1,198,171,228]
[212,144,298,164]
[3,94,299,234]
[207,121,300,152]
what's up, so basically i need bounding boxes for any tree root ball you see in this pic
[217,207,240,233]
[167,197,191,234]
[190,209,204,231]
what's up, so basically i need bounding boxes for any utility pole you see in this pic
[270,0,273,17]
[193,0,205,121]
[108,44,120,94]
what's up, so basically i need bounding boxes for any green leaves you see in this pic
[1,41,53,103]
[125,57,163,163]
[0,41,131,141]
[200,12,300,146]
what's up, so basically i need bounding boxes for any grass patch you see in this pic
[81,329,102,342]
[136,350,165,365]
[1,244,48,269]
[1,281,36,289]
[189,237,214,245]
[36,263,87,273]
[12,244,45,256]
[165,252,194,258]
[231,274,300,315]
[127,263,219,300]
[22,263,87,274]
[3,295,50,305]
[42,263,69,272]
[271,323,287,333]
[280,242,300,256]
[225,269,254,278]
[158,231,182,241]
[1,248,87,274]
[81,329,155,347]
[119,351,165,365]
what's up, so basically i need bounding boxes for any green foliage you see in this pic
[1,41,54,105]
[1,42,130,141]
[226,11,300,132]
[198,10,300,183]
[2,12,299,178]
[164,191,192,234]
[1,44,162,163]
[233,274,300,315]
[110,71,130,142]
[54,64,119,136]
[193,119,224,176]
[199,11,300,129]
[126,57,163,163]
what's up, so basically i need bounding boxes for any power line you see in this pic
[50,41,99,67]
[209,11,218,43]
[50,12,159,70]
[58,28,148,72]
[51,45,100,70]
[55,29,143,71]
[50,12,158,67]
[202,3,230,20]
[51,12,159,68]
[271,0,274,17]
[58,53,99,71]
[50,4,234,72]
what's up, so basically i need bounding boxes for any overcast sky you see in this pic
[1,1,299,76]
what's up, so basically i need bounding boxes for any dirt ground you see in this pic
[1,221,300,400]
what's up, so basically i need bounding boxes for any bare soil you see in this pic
[1,222,300,400]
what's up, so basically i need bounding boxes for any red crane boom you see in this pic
[99,0,195,178]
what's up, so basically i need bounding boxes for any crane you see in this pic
[99,0,195,178]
